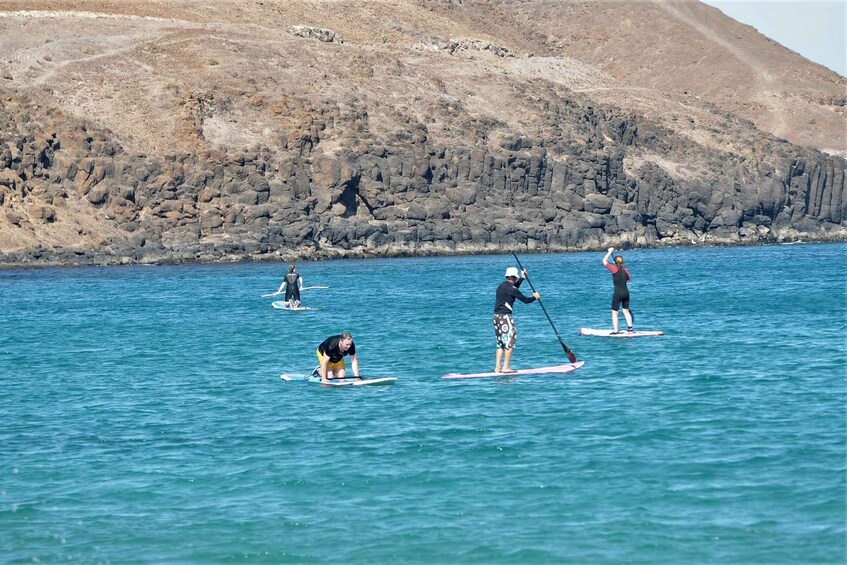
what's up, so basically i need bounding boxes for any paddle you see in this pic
[512,252,578,363]
[281,373,377,382]
[262,285,328,297]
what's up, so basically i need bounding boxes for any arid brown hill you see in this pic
[0,0,844,266]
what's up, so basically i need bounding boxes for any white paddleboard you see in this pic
[579,328,664,337]
[280,374,397,386]
[271,301,312,311]
[323,377,397,387]
[441,361,585,380]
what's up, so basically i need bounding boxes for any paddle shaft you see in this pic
[264,285,326,297]
[512,252,577,363]
[282,374,368,381]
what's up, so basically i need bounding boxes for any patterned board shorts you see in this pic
[493,313,517,350]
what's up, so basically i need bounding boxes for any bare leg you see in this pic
[623,308,633,330]
[611,309,620,332]
[495,348,503,372]
[502,348,516,372]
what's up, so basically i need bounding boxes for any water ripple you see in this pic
[1,245,845,562]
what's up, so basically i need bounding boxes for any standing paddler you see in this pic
[602,247,633,334]
[493,267,540,373]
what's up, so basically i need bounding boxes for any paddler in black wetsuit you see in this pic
[602,247,633,334]
[493,267,540,373]
[272,264,304,307]
[313,332,359,383]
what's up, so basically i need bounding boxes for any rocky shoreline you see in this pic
[2,103,845,268]
[1,233,845,270]
[2,2,845,270]
[2,88,845,270]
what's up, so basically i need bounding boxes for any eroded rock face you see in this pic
[0,92,843,267]
[0,1,844,266]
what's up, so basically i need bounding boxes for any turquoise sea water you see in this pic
[2,243,845,563]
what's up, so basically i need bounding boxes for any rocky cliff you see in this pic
[0,0,844,266]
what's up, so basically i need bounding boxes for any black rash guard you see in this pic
[494,278,536,314]
[317,335,356,363]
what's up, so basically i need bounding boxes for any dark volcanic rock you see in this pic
[0,75,845,267]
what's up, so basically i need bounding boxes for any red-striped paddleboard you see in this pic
[441,361,585,380]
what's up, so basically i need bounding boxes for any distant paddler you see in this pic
[266,264,303,307]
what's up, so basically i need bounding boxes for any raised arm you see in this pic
[602,247,614,266]
[513,269,529,288]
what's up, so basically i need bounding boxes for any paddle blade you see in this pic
[559,340,577,363]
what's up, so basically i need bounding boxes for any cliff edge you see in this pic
[0,0,844,266]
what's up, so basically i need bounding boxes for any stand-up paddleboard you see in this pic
[579,328,663,337]
[441,361,585,380]
[271,301,312,311]
[300,285,329,290]
[280,374,397,386]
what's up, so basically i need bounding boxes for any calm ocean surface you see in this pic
[1,243,845,563]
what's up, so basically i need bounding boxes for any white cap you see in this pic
[505,267,519,278]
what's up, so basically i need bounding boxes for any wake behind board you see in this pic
[280,374,397,386]
[579,328,663,337]
[271,301,312,311]
[441,361,585,380]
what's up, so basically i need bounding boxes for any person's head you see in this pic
[614,256,624,267]
[505,266,519,281]
[339,331,353,351]
[288,264,296,272]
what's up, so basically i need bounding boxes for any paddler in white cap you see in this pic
[493,266,540,373]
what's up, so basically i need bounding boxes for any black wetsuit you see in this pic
[283,272,301,303]
[606,264,631,310]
